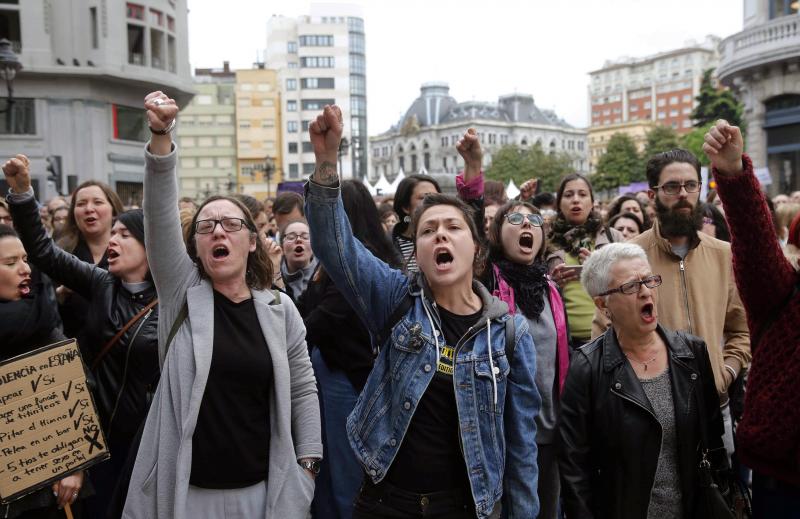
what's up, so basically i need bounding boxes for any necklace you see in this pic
[624,353,658,371]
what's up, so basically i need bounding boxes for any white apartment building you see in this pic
[265,3,366,181]
[0,1,193,204]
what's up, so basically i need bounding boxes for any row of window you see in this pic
[300,56,335,68]
[181,136,234,147]
[299,35,334,47]
[287,142,314,153]
[180,157,235,169]
[238,119,275,129]
[287,163,317,178]
[183,114,233,124]
[239,140,276,150]
[286,98,336,111]
[237,98,275,108]
[375,134,586,158]
[286,78,336,90]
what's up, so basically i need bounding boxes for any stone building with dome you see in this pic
[368,83,587,189]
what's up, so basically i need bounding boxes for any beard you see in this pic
[655,197,704,238]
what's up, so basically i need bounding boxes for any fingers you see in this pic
[322,104,343,132]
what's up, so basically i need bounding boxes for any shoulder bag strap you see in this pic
[91,298,158,371]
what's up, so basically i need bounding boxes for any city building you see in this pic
[587,120,656,171]
[368,83,587,189]
[235,66,282,199]
[177,62,237,201]
[0,1,193,204]
[587,37,720,171]
[265,3,366,181]
[718,0,800,194]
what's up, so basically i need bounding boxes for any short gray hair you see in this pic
[581,242,649,297]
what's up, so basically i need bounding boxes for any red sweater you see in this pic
[713,154,800,486]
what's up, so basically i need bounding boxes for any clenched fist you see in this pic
[2,154,31,194]
[144,91,179,132]
[703,119,744,177]
[308,105,343,166]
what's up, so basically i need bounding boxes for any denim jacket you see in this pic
[305,180,541,518]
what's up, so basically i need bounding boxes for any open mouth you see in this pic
[641,302,655,322]
[18,278,30,296]
[293,245,304,254]
[434,248,453,269]
[519,232,534,250]
[212,245,230,259]
[84,216,98,225]
[107,249,120,260]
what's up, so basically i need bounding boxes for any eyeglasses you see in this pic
[283,232,310,243]
[653,181,701,195]
[504,212,544,227]
[598,274,662,297]
[194,217,248,234]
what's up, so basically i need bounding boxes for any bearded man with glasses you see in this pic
[593,148,750,463]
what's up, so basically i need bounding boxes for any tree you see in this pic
[691,68,745,131]
[681,123,714,167]
[593,133,643,191]
[643,125,681,159]
[485,143,575,193]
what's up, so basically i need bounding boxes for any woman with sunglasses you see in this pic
[122,92,321,519]
[560,243,726,519]
[306,105,540,518]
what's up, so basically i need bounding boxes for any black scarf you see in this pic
[493,256,550,320]
[0,273,61,359]
[549,213,602,255]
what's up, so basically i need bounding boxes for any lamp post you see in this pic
[0,39,22,132]
[338,137,349,176]
[254,157,275,197]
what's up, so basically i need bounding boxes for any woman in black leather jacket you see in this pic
[559,242,726,519]
[4,155,159,519]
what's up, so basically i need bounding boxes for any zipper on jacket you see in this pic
[107,308,153,443]
[679,260,693,334]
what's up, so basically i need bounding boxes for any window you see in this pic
[629,104,638,111]
[682,107,691,115]
[683,120,692,128]
[216,136,232,146]
[288,62,298,69]
[770,0,800,18]
[217,157,233,168]
[126,3,144,20]
[350,75,366,95]
[198,137,214,147]
[644,101,652,109]
[150,8,163,26]
[286,78,297,91]
[287,41,298,53]
[215,115,232,124]
[127,24,145,65]
[299,35,334,46]
[240,83,253,91]
[289,164,299,177]
[199,157,214,168]
[257,83,271,92]
[302,99,335,111]
[303,163,316,175]
[239,121,251,128]
[197,115,213,125]
[682,94,692,103]
[114,105,147,141]
[669,109,678,117]
[349,33,365,54]
[657,98,666,107]
[350,54,366,74]
[167,15,175,32]
[150,29,164,69]
[351,96,366,116]
[287,121,298,132]
[670,96,679,105]
[657,111,666,120]
[300,56,334,68]
[302,142,313,153]
[441,136,448,147]
[181,137,195,147]
[262,120,274,128]
[196,95,213,105]
[288,143,298,153]
[301,77,335,89]
[0,98,36,135]
[90,7,99,49]
[287,100,297,112]
[181,158,196,168]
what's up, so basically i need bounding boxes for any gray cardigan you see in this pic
[122,145,322,519]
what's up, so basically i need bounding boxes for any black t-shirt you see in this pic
[190,291,273,489]
[386,305,482,494]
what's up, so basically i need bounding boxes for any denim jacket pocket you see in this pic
[390,318,428,353]
[473,353,511,416]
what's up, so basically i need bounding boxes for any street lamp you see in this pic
[254,157,275,197]
[0,38,22,132]
[338,137,350,176]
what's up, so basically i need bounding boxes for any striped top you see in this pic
[395,235,418,273]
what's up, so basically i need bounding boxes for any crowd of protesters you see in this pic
[0,92,797,519]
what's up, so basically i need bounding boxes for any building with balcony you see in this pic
[265,3,366,181]
[588,37,720,142]
[235,66,282,200]
[718,0,800,194]
[368,83,587,190]
[177,62,237,201]
[0,1,193,204]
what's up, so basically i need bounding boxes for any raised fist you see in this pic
[456,128,482,171]
[2,154,31,194]
[309,105,343,165]
[703,119,744,176]
[520,178,539,201]
[143,91,179,132]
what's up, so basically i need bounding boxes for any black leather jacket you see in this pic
[10,196,160,450]
[558,325,725,519]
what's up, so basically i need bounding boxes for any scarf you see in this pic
[493,257,550,320]
[548,213,602,255]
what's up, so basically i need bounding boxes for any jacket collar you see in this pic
[411,272,509,322]
[602,324,694,373]
[651,219,702,257]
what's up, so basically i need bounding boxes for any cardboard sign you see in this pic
[0,340,109,503]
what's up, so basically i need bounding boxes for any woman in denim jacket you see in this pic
[305,105,540,519]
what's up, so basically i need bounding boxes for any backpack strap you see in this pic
[374,291,414,354]
[164,300,188,356]
[504,316,517,364]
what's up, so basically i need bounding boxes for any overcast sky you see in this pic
[187,0,744,135]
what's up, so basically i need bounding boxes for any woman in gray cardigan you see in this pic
[122,92,322,519]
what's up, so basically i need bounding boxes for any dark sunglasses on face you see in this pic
[504,212,544,227]
[194,217,248,234]
[653,181,701,195]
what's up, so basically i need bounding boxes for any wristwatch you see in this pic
[299,459,321,475]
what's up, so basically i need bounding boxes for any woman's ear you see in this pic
[593,295,608,313]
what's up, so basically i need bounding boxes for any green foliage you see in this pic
[692,68,746,132]
[485,144,575,193]
[681,123,714,166]
[593,133,643,191]
[643,125,681,159]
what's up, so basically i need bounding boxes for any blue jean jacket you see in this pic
[305,180,540,518]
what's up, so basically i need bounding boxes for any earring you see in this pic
[403,215,411,223]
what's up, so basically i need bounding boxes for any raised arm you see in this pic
[3,155,101,299]
[703,120,797,335]
[455,128,487,242]
[305,105,408,337]
[141,92,195,308]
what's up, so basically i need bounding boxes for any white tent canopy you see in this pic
[364,178,377,196]
[373,171,393,196]
[506,179,520,199]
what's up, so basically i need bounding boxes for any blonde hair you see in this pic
[776,203,800,241]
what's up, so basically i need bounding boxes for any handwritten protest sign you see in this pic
[0,340,109,503]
